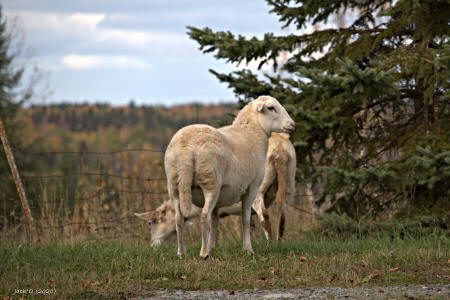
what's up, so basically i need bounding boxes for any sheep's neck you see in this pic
[234,121,269,159]
[233,108,271,137]
[232,107,270,158]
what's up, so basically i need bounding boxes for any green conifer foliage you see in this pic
[0,7,25,124]
[188,0,449,219]
[0,5,31,224]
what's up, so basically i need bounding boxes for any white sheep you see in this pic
[135,132,297,245]
[252,132,296,240]
[164,96,295,258]
[134,200,240,247]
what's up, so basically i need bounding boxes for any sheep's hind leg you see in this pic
[173,198,186,257]
[208,208,219,251]
[199,189,219,259]
[277,200,287,241]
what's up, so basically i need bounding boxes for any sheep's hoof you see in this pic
[244,249,255,256]
[199,254,209,260]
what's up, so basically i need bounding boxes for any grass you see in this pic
[1,231,448,299]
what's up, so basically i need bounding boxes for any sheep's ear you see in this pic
[256,101,266,112]
[134,211,152,221]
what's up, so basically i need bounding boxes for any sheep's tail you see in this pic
[178,153,194,217]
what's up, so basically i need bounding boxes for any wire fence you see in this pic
[1,147,169,241]
[1,147,317,242]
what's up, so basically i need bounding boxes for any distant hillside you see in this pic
[17,102,236,153]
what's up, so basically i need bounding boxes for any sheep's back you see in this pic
[165,124,232,188]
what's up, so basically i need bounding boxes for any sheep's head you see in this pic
[134,200,176,246]
[252,96,295,135]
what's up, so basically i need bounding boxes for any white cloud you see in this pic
[68,13,105,28]
[5,10,189,72]
[7,10,186,49]
[2,2,283,104]
[62,54,150,70]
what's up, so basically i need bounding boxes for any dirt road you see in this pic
[140,284,449,299]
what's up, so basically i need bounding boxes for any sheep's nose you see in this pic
[289,121,296,130]
[285,121,296,133]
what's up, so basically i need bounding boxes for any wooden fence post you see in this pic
[0,118,39,243]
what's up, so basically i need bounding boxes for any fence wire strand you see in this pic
[16,148,165,155]
[20,172,166,181]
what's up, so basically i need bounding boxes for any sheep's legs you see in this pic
[173,198,186,257]
[277,201,287,241]
[242,188,257,255]
[199,189,219,259]
[253,194,272,240]
[208,208,219,251]
[253,161,276,240]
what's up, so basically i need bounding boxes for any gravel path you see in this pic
[138,285,449,299]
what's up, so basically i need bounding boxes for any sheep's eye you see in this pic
[267,106,276,112]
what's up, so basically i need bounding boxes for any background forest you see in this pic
[1,0,449,240]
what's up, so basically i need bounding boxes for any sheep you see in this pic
[135,200,240,247]
[252,132,296,241]
[135,132,297,245]
[164,96,295,258]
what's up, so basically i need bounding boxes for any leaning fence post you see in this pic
[0,117,39,243]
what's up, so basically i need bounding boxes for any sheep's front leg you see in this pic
[253,162,276,240]
[199,189,219,259]
[242,187,258,255]
[252,194,272,240]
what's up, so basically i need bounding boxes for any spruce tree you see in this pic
[0,7,25,126]
[188,0,450,219]
[0,5,30,224]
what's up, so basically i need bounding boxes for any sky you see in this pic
[3,0,286,105]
